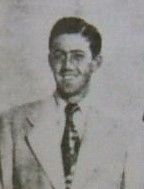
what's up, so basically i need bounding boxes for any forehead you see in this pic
[51,33,90,52]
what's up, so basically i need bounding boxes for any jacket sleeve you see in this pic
[0,113,13,189]
[125,128,144,189]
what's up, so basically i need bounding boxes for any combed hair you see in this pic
[49,17,102,58]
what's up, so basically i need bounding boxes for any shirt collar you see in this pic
[53,90,94,140]
[53,89,93,114]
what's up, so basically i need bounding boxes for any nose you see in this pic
[64,53,74,69]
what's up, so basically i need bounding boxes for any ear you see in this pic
[90,54,103,73]
[48,53,53,69]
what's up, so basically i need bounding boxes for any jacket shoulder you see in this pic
[0,100,41,121]
[0,97,54,134]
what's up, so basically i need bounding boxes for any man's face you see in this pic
[49,33,98,96]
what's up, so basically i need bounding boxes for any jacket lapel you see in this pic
[71,106,117,189]
[71,106,98,189]
[25,99,65,189]
[24,97,121,189]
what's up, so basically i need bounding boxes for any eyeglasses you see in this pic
[51,50,85,65]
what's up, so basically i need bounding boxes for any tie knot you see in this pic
[65,103,80,115]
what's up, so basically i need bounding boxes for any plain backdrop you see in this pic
[0,0,144,123]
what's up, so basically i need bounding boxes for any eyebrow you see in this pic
[70,50,85,54]
[53,49,65,54]
[53,49,85,55]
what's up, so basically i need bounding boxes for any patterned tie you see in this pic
[61,103,81,189]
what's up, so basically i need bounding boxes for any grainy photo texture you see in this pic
[0,1,144,189]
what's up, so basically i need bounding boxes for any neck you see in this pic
[57,85,89,104]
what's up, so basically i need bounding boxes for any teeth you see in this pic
[64,75,74,79]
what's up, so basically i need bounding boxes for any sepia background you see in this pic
[0,0,144,123]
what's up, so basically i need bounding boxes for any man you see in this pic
[0,17,143,189]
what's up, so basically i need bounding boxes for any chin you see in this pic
[58,83,87,99]
[57,78,90,98]
[57,84,78,96]
[61,87,78,95]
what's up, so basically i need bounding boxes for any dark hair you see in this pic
[49,17,102,58]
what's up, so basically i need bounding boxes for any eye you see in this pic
[72,53,85,61]
[53,50,65,60]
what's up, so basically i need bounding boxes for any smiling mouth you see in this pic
[63,75,76,80]
[61,72,77,79]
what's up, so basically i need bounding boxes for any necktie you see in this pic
[61,103,81,189]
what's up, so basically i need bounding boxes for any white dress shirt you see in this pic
[53,90,93,140]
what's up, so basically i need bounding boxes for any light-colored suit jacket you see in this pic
[0,95,143,189]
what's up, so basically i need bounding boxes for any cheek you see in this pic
[52,64,62,73]
[78,63,91,74]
